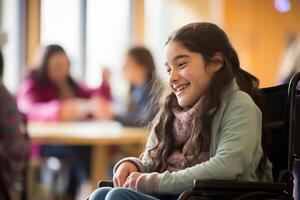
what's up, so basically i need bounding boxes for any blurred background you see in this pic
[1,0,300,92]
[1,0,300,200]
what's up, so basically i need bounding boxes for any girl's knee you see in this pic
[106,188,134,200]
[89,187,112,200]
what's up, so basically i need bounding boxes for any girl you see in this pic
[89,22,273,200]
[113,46,160,127]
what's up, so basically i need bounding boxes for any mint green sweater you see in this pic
[114,80,273,195]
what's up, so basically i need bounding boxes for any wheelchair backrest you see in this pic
[294,92,300,155]
[261,84,289,182]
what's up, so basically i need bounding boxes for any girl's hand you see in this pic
[123,172,142,189]
[113,162,138,187]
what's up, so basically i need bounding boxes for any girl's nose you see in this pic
[168,69,180,84]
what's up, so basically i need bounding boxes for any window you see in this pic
[40,0,132,99]
[1,0,25,92]
[41,0,82,79]
[85,0,131,88]
[144,0,168,78]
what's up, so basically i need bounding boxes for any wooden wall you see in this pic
[26,0,40,68]
[223,0,300,87]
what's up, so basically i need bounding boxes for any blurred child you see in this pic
[106,47,161,127]
[17,44,110,121]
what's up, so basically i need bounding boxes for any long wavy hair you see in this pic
[146,22,267,173]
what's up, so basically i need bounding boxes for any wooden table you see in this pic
[27,121,149,187]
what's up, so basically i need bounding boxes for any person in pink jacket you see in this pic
[17,44,111,122]
[17,44,111,199]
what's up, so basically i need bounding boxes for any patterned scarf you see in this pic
[166,96,211,172]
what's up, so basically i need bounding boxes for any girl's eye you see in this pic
[167,68,171,74]
[178,63,187,68]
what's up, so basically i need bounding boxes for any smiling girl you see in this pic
[89,22,273,200]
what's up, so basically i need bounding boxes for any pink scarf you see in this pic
[166,97,211,171]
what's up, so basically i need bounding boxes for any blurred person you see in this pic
[105,46,161,127]
[16,44,109,199]
[17,44,111,122]
[0,52,28,199]
[17,44,110,121]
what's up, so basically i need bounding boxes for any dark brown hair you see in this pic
[31,44,78,89]
[127,46,156,83]
[147,22,266,172]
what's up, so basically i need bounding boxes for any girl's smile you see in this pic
[165,41,214,107]
[172,82,191,96]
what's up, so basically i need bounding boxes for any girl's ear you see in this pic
[207,53,224,74]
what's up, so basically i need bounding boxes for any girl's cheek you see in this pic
[180,69,192,80]
[196,76,211,92]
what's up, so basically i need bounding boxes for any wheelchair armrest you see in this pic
[194,180,287,192]
[98,180,114,188]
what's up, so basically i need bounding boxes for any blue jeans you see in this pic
[89,187,179,200]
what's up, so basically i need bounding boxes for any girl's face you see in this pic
[47,52,70,83]
[165,41,215,108]
[122,54,146,86]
